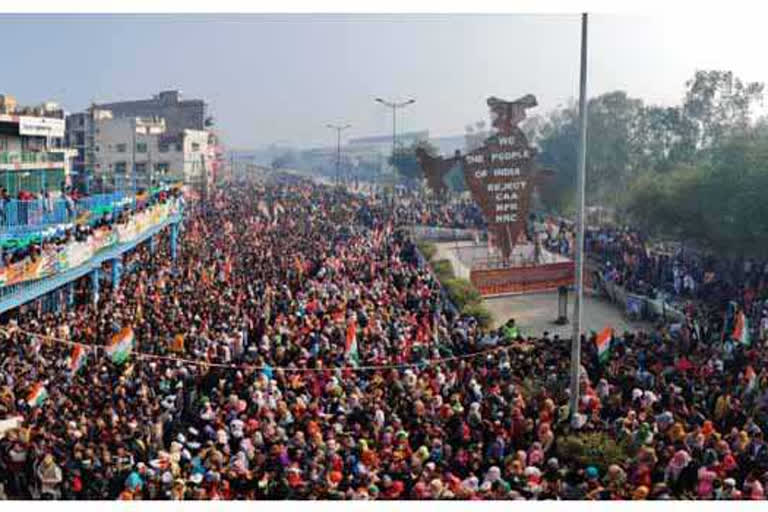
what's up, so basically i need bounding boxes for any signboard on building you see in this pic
[18,116,65,138]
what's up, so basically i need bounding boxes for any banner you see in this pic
[0,199,180,288]
[470,261,575,296]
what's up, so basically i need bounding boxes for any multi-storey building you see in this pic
[0,95,76,196]
[66,90,220,192]
[94,90,207,134]
[90,112,211,191]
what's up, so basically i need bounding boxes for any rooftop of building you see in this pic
[94,90,205,109]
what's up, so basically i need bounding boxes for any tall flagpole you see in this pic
[569,12,589,425]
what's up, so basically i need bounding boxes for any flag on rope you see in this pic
[26,382,48,408]
[68,344,86,374]
[106,327,135,365]
[345,319,360,367]
[732,310,751,346]
[595,326,613,364]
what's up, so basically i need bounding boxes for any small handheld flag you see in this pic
[26,382,48,408]
[345,319,360,367]
[732,311,751,346]
[68,344,87,374]
[106,327,135,365]
[595,327,613,364]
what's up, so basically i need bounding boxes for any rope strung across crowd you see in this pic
[0,325,527,374]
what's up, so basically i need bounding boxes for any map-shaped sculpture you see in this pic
[418,94,552,260]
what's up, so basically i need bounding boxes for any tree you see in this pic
[389,140,440,182]
[632,105,697,173]
[534,91,644,210]
[533,70,764,217]
[584,91,645,201]
[534,103,579,213]
[623,132,768,258]
[682,70,764,149]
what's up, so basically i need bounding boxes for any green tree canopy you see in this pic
[389,140,441,182]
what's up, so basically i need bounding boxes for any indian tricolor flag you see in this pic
[106,327,135,364]
[745,365,758,394]
[68,344,87,374]
[595,327,613,364]
[732,311,751,346]
[26,382,48,408]
[345,319,360,367]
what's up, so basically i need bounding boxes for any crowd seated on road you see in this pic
[1,178,768,500]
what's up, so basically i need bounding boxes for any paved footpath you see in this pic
[483,289,651,335]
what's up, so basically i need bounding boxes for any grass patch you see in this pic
[432,259,455,282]
[415,239,495,329]
[416,241,437,262]
[461,302,494,329]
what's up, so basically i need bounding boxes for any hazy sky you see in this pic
[1,13,766,149]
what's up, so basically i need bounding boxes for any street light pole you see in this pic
[375,97,415,198]
[569,12,590,426]
[326,123,351,187]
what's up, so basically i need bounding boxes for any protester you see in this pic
[0,177,767,500]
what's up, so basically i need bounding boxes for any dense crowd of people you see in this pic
[0,178,767,500]
[587,226,768,329]
[392,196,486,231]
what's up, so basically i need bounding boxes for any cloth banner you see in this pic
[0,199,180,288]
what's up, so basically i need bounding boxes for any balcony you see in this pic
[0,192,126,236]
[0,151,66,165]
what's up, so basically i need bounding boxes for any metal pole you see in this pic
[337,129,341,187]
[569,12,589,425]
[326,124,350,188]
[392,105,396,191]
[132,122,136,206]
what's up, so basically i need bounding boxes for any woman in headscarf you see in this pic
[527,442,544,467]
[36,454,63,499]
[664,450,691,495]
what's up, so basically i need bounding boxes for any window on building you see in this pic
[175,143,183,152]
[115,162,127,174]
[136,142,148,153]
[155,162,170,175]
[159,144,169,153]
[191,142,201,151]
[135,163,147,174]
[116,143,127,153]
